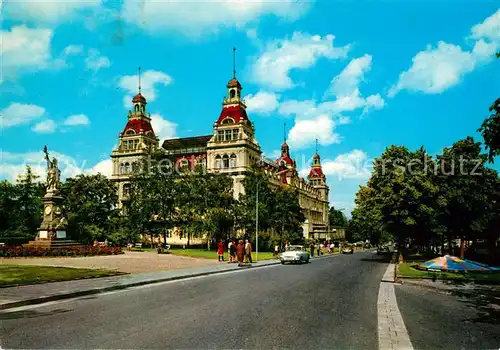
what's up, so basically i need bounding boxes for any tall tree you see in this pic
[269,186,306,245]
[15,166,44,239]
[61,174,118,244]
[329,206,347,226]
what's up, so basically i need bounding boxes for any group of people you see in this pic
[217,240,252,266]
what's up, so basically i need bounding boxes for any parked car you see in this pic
[377,245,390,255]
[341,245,354,254]
[280,245,310,264]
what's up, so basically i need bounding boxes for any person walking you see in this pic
[274,244,279,257]
[245,239,253,263]
[236,240,245,266]
[217,241,225,262]
[229,241,236,263]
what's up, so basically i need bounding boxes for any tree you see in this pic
[329,206,347,227]
[61,174,118,244]
[269,186,306,245]
[478,53,499,163]
[436,137,498,257]
[478,98,500,163]
[15,166,44,240]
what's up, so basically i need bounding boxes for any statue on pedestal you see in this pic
[44,145,61,195]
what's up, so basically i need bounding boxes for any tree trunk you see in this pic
[459,236,466,259]
[187,231,191,247]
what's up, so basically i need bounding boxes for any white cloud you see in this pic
[63,44,84,56]
[32,119,56,133]
[63,114,90,126]
[1,26,53,80]
[150,114,177,140]
[389,10,500,96]
[245,91,280,114]
[251,32,350,90]
[4,0,102,25]
[0,150,112,183]
[0,103,46,128]
[287,114,340,149]
[326,54,373,97]
[85,48,111,72]
[321,149,371,180]
[121,0,310,38]
[88,159,113,177]
[119,70,173,108]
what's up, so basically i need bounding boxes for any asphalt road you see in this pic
[1,251,389,349]
[396,282,500,350]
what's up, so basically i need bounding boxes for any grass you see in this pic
[169,248,277,261]
[397,262,500,284]
[0,265,125,288]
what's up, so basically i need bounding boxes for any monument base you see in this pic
[24,230,83,249]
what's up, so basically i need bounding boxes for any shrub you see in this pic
[0,245,124,258]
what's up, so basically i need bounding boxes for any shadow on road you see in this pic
[448,286,500,325]
[0,308,72,320]
[359,254,392,264]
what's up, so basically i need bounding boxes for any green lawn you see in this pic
[0,265,125,288]
[169,248,277,261]
[398,262,500,284]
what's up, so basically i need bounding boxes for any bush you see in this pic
[0,245,124,258]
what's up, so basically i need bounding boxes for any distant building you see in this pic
[111,70,331,244]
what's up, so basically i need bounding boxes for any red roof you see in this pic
[308,167,324,178]
[216,105,249,126]
[123,118,155,136]
[276,155,294,166]
[132,92,146,104]
[227,78,242,89]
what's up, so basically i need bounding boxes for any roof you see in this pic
[227,78,242,89]
[123,118,154,135]
[308,167,324,178]
[216,105,250,126]
[132,92,146,104]
[162,135,212,150]
[276,155,294,166]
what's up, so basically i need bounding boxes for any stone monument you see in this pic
[25,146,81,248]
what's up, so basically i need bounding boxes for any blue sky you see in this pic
[1,1,499,214]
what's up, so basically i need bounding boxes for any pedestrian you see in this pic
[274,244,279,257]
[217,241,225,262]
[317,242,321,256]
[230,241,236,263]
[310,241,315,257]
[236,240,245,266]
[245,239,253,263]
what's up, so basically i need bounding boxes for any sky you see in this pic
[1,1,499,215]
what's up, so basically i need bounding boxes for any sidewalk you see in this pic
[0,258,283,310]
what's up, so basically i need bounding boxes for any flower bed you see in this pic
[0,245,124,258]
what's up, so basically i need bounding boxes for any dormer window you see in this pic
[126,129,135,135]
[222,118,234,125]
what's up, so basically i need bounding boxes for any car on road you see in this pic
[280,245,310,264]
[341,245,354,254]
[377,245,390,255]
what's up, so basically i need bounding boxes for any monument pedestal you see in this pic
[24,192,82,249]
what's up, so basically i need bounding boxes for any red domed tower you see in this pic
[307,140,329,200]
[111,67,159,210]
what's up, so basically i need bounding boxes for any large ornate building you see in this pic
[110,71,331,243]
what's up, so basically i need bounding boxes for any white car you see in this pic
[280,245,310,264]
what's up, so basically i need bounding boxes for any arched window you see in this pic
[223,154,230,168]
[124,162,131,174]
[119,163,124,174]
[126,129,135,135]
[222,118,234,125]
[123,183,131,197]
[230,154,237,168]
[230,89,236,99]
[141,105,145,113]
[180,159,189,168]
[134,105,139,112]
[215,155,222,169]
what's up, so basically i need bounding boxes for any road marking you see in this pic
[378,263,414,350]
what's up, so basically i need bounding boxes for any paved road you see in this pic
[396,282,500,350]
[1,251,389,349]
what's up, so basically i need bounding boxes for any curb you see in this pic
[0,261,281,311]
[0,253,345,311]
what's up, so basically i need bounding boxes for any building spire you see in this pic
[284,122,287,143]
[315,138,318,153]
[232,47,236,78]
[138,66,142,93]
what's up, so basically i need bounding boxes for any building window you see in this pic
[119,163,124,174]
[123,183,131,196]
[124,162,131,174]
[230,89,236,99]
[217,131,224,142]
[215,155,222,169]
[126,129,135,135]
[223,154,229,168]
[180,159,189,168]
[224,129,232,141]
[230,154,237,168]
[232,129,238,140]
[222,118,234,125]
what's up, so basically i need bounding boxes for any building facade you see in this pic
[111,74,331,242]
